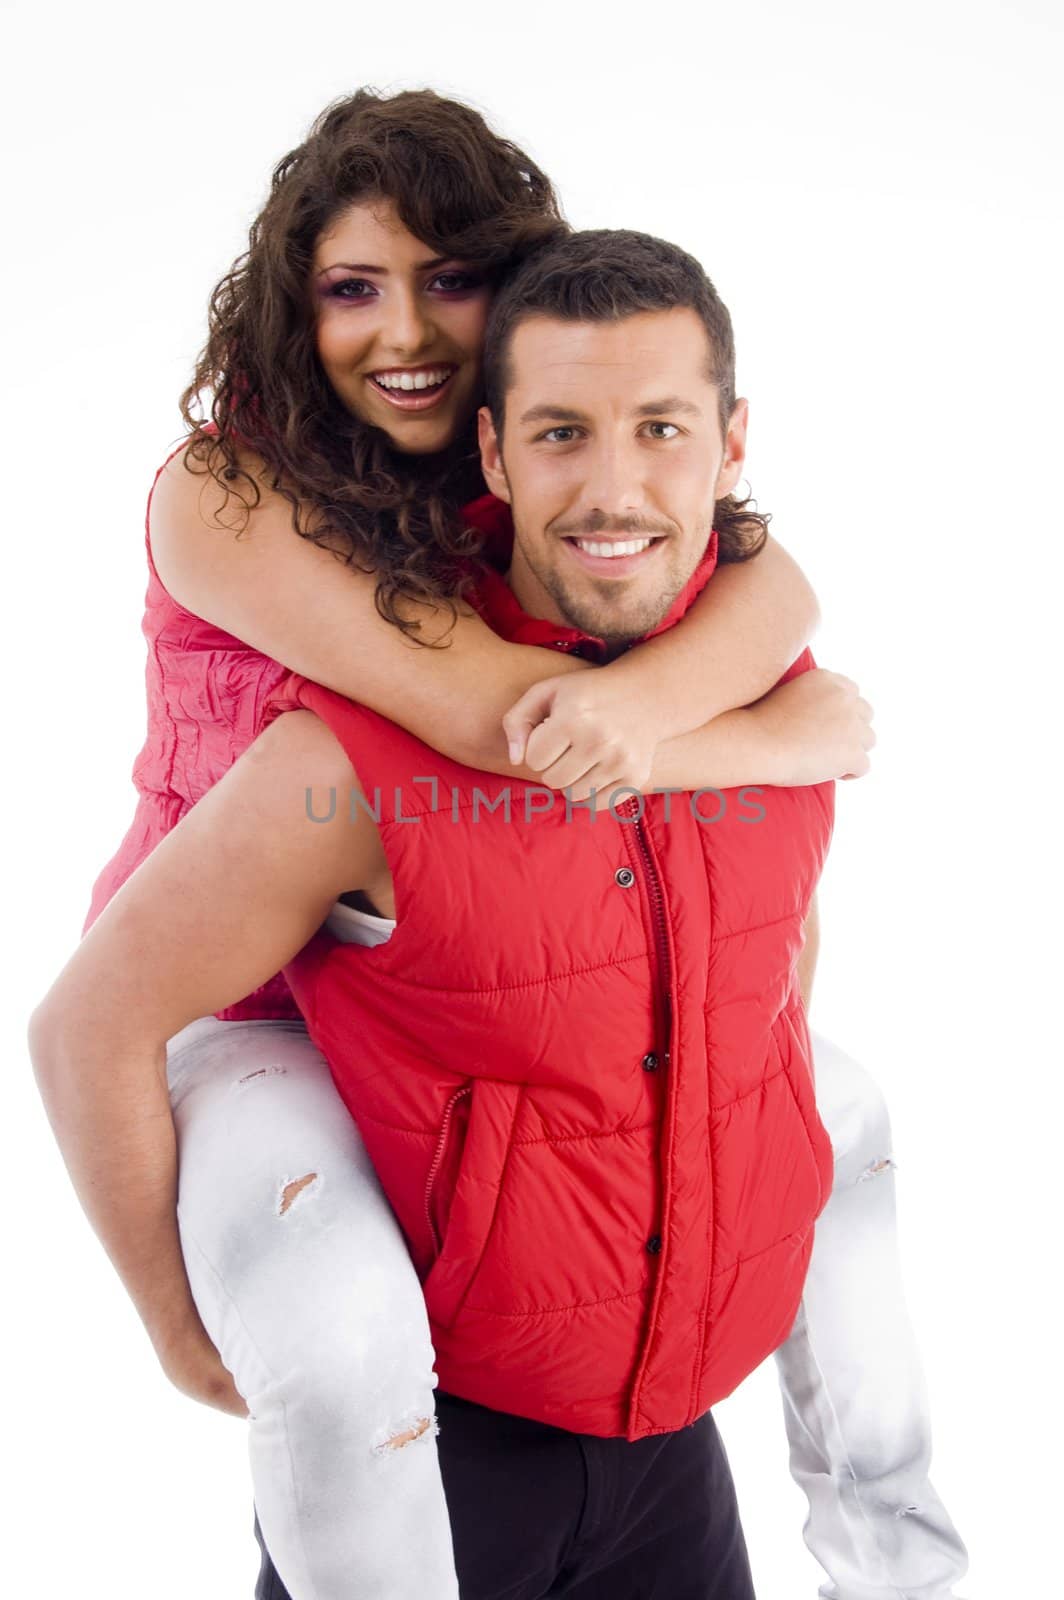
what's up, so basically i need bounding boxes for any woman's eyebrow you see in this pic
[316,255,454,278]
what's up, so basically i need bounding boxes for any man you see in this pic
[255,228,964,1600]
[32,230,965,1599]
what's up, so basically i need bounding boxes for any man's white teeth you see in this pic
[373,368,452,391]
[574,538,654,558]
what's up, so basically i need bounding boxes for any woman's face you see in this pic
[312,197,492,455]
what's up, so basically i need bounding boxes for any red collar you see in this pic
[460,493,719,662]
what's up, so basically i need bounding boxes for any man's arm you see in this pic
[27,710,373,1407]
[798,893,820,1012]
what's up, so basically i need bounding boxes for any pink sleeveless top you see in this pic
[82,444,318,1020]
[82,444,513,1023]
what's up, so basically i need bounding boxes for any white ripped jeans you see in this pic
[165,1019,968,1600]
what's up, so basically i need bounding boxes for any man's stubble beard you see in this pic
[531,512,715,652]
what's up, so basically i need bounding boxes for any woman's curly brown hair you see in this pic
[179,88,567,639]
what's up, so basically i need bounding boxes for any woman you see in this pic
[30,89,897,1599]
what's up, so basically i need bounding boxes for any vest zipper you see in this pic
[425,1083,473,1255]
[623,800,673,1055]
[621,797,686,1434]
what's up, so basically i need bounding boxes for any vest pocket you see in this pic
[421,1078,522,1329]
[424,1083,473,1256]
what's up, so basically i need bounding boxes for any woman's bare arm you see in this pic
[598,533,820,738]
[647,669,874,791]
[149,448,589,775]
[149,447,819,787]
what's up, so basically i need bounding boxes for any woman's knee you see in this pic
[247,1258,440,1452]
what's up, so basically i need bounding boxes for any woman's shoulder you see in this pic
[139,437,287,663]
[149,435,276,562]
[145,436,300,626]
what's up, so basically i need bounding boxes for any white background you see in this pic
[3,0,1061,1595]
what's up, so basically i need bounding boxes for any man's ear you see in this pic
[714,397,749,500]
[478,406,511,504]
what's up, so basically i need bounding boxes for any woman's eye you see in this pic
[645,421,680,439]
[330,278,376,300]
[430,270,483,293]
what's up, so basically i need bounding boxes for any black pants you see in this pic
[253,1391,754,1599]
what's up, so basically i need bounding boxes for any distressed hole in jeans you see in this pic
[857,1156,895,1184]
[371,1414,439,1456]
[278,1173,319,1215]
[237,1065,286,1086]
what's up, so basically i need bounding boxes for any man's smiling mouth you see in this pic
[560,534,667,574]
[568,537,657,558]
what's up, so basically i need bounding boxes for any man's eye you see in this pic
[330,278,376,300]
[542,426,579,443]
[645,422,680,439]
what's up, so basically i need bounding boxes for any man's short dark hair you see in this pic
[482,229,769,564]
[484,229,737,435]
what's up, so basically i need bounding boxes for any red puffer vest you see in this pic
[269,501,836,1440]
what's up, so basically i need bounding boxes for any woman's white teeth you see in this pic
[373,368,452,391]
[574,538,654,558]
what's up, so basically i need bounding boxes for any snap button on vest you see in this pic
[646,1235,663,1255]
[642,1052,659,1072]
[615,867,635,888]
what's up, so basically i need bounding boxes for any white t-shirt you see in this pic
[324,900,396,949]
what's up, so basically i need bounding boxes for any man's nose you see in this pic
[576,442,647,518]
[379,286,434,358]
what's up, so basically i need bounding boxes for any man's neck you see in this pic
[504,545,568,633]
[503,550,636,663]
[506,569,627,662]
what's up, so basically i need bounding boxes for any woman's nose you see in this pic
[379,287,434,358]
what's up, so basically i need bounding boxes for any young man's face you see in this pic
[479,307,748,648]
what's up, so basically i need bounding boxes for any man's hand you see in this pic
[502,671,659,803]
[746,669,875,784]
[155,1315,249,1418]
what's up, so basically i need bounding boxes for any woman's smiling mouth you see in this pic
[368,364,458,411]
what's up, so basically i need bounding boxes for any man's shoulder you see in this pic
[240,709,385,889]
[248,704,358,787]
